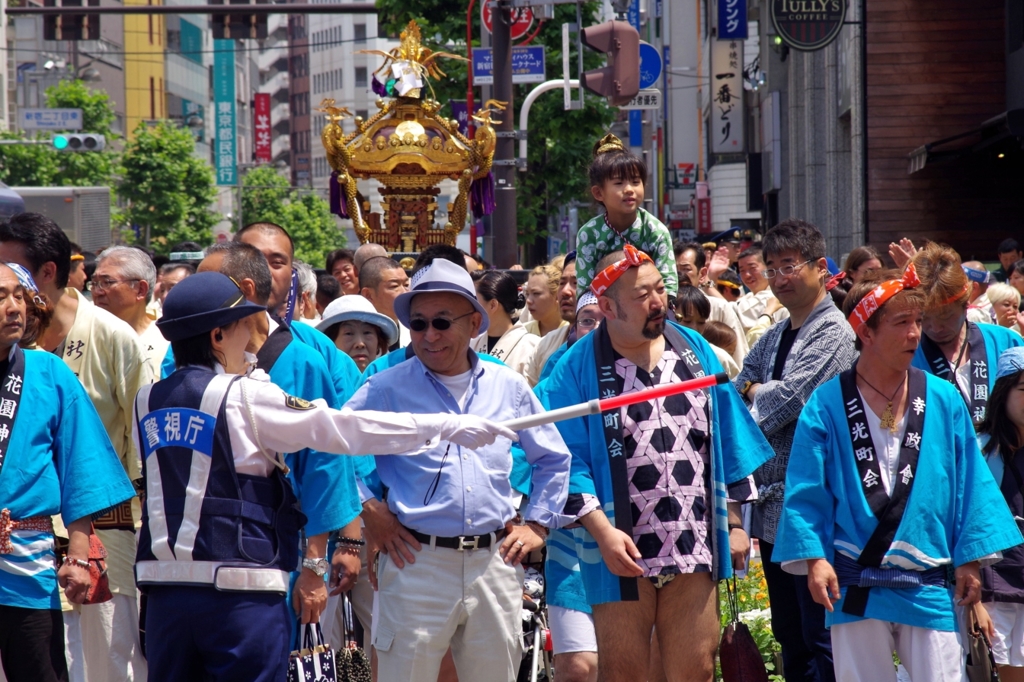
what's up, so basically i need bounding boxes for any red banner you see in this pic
[254,93,271,163]
[696,197,712,235]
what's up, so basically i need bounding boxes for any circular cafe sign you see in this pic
[771,0,848,51]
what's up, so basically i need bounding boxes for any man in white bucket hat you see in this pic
[346,258,573,682]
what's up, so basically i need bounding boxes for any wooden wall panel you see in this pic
[865,0,1024,260]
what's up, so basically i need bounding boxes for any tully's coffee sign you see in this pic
[771,0,848,51]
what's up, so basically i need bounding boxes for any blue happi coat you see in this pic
[774,371,1023,631]
[545,321,775,604]
[911,321,1023,398]
[535,368,590,615]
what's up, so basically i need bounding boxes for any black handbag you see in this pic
[335,592,371,682]
[719,576,770,682]
[288,623,337,682]
[965,604,999,682]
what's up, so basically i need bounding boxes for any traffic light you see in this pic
[211,0,269,40]
[52,134,106,152]
[580,20,640,107]
[43,0,100,41]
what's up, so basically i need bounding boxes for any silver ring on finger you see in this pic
[515,540,525,547]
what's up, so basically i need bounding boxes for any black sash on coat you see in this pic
[256,321,293,373]
[838,366,927,616]
[919,322,988,422]
[0,346,25,476]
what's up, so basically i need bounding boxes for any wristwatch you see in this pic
[302,557,329,577]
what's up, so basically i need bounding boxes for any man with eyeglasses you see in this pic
[345,258,572,682]
[93,246,170,371]
[0,212,155,682]
[733,219,858,682]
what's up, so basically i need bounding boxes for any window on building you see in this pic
[354,23,366,42]
[355,67,367,88]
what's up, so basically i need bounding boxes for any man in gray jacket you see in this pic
[734,220,858,682]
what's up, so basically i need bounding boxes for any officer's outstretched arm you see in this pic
[239,378,516,455]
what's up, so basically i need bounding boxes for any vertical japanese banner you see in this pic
[627,0,643,148]
[717,0,748,40]
[710,39,744,154]
[253,93,272,163]
[213,39,237,186]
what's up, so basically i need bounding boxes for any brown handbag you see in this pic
[719,577,770,682]
[58,526,112,604]
[965,604,999,682]
[80,528,112,604]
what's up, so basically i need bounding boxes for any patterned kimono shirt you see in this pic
[617,348,716,577]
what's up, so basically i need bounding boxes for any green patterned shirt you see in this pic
[575,208,678,297]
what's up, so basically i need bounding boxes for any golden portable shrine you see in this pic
[317,21,502,261]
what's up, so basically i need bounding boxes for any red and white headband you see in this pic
[847,263,920,332]
[590,244,653,296]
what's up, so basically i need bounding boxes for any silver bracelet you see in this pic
[65,558,90,570]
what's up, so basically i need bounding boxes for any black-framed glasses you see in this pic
[409,310,474,332]
[761,260,813,280]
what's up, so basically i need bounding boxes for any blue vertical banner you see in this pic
[629,110,643,147]
[717,0,747,40]
[622,0,638,146]
[627,0,640,31]
[213,39,237,186]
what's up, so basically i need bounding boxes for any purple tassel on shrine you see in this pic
[470,172,496,220]
[329,171,348,218]
[371,75,387,98]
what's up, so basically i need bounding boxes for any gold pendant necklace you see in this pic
[879,401,896,431]
[857,372,908,434]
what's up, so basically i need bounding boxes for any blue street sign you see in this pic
[718,0,748,40]
[471,46,546,85]
[638,42,663,90]
[20,108,82,131]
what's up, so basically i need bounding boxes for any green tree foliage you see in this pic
[0,80,118,188]
[240,165,345,263]
[375,1,614,248]
[117,121,218,252]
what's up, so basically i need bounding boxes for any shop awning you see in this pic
[908,109,1024,174]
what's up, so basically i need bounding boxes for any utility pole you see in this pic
[491,0,517,268]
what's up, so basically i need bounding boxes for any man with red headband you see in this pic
[545,246,774,681]
[909,243,1022,424]
[774,266,1022,682]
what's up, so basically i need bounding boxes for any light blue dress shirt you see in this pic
[345,352,572,538]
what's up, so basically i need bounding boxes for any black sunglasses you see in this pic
[409,311,474,332]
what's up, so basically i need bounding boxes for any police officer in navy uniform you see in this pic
[133,272,514,682]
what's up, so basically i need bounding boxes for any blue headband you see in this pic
[4,262,38,292]
[962,266,991,285]
[997,347,1024,380]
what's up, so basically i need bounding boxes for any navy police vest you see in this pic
[134,367,306,592]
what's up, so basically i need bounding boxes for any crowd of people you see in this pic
[3,130,1024,682]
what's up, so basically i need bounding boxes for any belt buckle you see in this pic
[457,535,480,551]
